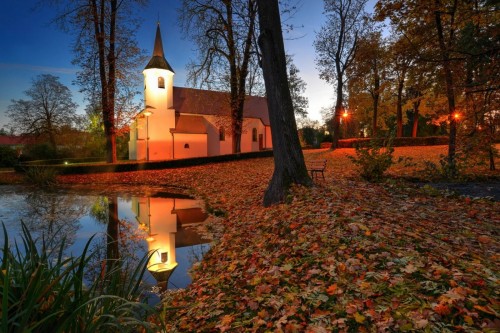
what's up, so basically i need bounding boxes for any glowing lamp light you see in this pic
[64,161,69,165]
[453,112,460,120]
[342,111,348,118]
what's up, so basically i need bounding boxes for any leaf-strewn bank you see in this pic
[57,146,499,332]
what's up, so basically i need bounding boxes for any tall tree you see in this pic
[404,63,436,137]
[178,0,258,154]
[348,30,387,136]
[376,0,499,172]
[314,0,369,148]
[388,35,414,137]
[6,74,77,150]
[257,0,312,207]
[433,0,459,171]
[50,0,146,163]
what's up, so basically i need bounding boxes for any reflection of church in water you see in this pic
[132,197,210,288]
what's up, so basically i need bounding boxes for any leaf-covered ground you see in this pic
[54,146,499,331]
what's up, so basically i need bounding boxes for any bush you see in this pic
[0,146,18,167]
[348,137,395,181]
[23,143,58,161]
[338,136,449,148]
[0,223,163,333]
[24,166,59,187]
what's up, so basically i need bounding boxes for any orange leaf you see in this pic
[326,283,338,295]
[434,303,451,316]
[474,304,496,315]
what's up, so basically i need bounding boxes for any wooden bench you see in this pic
[306,159,327,180]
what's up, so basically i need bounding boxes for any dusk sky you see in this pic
[0,0,375,130]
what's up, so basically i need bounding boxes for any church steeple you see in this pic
[145,23,174,72]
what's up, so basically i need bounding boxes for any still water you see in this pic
[0,185,211,290]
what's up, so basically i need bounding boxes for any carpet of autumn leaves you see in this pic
[54,146,498,331]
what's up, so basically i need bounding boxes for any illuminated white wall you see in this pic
[203,115,232,156]
[265,125,273,149]
[241,118,267,153]
[173,133,208,159]
[143,68,174,110]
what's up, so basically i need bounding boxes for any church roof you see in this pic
[171,114,207,134]
[145,24,174,72]
[173,87,270,126]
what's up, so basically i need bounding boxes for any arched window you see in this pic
[252,128,258,142]
[184,143,190,149]
[219,127,225,141]
[158,76,165,89]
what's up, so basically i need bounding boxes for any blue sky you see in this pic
[0,0,373,130]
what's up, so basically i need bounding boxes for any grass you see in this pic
[1,223,164,333]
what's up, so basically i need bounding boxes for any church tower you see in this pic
[143,23,175,111]
[130,23,176,161]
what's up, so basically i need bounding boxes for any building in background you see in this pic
[128,24,272,161]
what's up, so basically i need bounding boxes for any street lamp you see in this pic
[342,110,349,138]
[143,109,153,161]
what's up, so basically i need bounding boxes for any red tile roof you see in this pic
[0,135,34,145]
[172,115,207,134]
[173,87,270,126]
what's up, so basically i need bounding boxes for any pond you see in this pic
[0,185,212,292]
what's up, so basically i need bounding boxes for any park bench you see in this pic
[306,159,327,180]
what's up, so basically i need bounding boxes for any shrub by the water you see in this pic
[0,223,163,333]
[24,166,59,187]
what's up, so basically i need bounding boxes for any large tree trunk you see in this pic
[106,0,117,163]
[435,0,458,172]
[396,79,404,137]
[411,100,420,137]
[331,79,343,149]
[228,0,256,154]
[372,94,379,137]
[91,0,117,164]
[372,59,380,137]
[257,0,312,207]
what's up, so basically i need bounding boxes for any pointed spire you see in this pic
[145,22,174,72]
[152,22,164,57]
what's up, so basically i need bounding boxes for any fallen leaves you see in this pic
[54,146,499,331]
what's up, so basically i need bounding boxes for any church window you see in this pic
[184,143,190,149]
[252,128,258,142]
[158,76,165,89]
[219,127,225,141]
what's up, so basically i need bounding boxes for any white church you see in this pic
[128,24,272,161]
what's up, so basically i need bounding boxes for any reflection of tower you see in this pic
[132,196,209,288]
[136,197,178,284]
